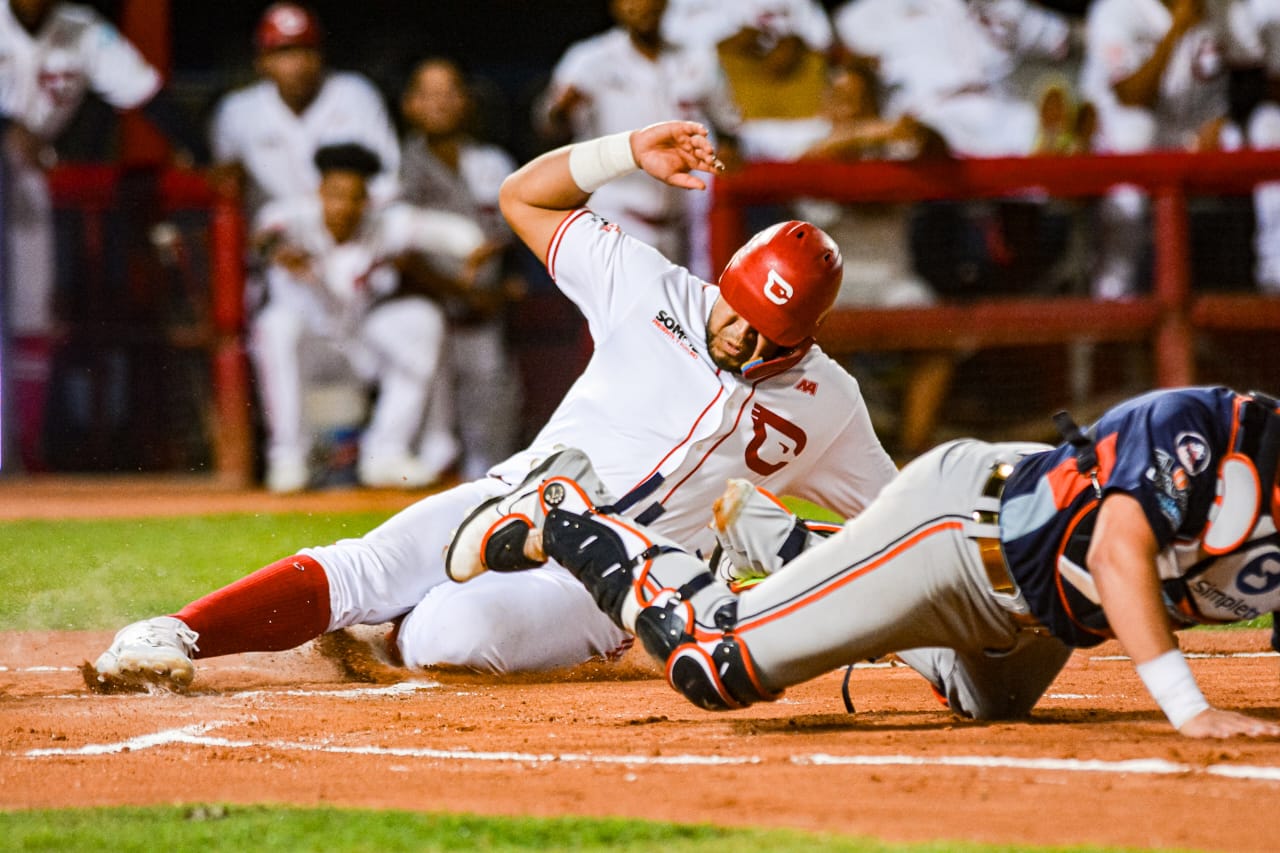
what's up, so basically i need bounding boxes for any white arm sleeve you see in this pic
[381,205,486,259]
[83,17,162,109]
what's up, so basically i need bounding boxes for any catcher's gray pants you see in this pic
[738,438,1071,720]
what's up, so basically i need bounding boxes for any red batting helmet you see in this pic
[255,3,323,52]
[716,221,842,349]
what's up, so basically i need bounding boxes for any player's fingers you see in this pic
[667,173,707,191]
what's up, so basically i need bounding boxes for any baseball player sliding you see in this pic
[451,386,1280,739]
[88,121,896,688]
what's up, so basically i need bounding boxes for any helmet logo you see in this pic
[274,7,310,36]
[764,269,793,305]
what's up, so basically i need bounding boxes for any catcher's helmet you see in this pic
[256,2,323,52]
[716,221,842,349]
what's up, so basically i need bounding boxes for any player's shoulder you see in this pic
[46,2,111,40]
[321,70,386,98]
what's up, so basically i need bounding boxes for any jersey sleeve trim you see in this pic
[546,208,591,281]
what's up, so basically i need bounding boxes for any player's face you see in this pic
[402,63,469,137]
[611,0,666,40]
[258,47,325,111]
[705,296,782,373]
[319,170,369,244]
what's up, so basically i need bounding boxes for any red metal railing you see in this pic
[47,165,251,486]
[709,150,1280,387]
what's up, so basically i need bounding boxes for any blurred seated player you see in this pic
[449,384,1280,741]
[249,143,488,492]
[399,57,525,480]
[0,0,206,470]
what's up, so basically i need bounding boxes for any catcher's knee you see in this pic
[635,601,780,711]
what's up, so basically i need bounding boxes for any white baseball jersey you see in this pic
[0,0,160,140]
[1081,0,1229,152]
[832,0,1049,156]
[210,71,400,213]
[547,28,739,243]
[491,210,897,553]
[663,0,833,52]
[253,195,483,334]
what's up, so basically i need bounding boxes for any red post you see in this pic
[708,177,744,278]
[120,0,172,167]
[1151,186,1194,387]
[209,196,253,487]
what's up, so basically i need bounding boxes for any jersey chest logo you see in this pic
[744,404,807,476]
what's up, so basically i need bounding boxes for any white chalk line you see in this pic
[26,721,758,766]
[24,721,1280,782]
[795,753,1280,782]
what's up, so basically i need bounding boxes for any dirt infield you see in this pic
[3,478,1280,851]
[0,627,1276,851]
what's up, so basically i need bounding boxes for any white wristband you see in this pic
[568,131,638,193]
[1135,649,1211,730]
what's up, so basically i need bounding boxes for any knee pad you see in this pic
[635,600,781,711]
[542,507,657,627]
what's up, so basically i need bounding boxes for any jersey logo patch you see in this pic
[1236,553,1280,596]
[764,269,793,305]
[795,379,818,396]
[744,404,807,476]
[1175,432,1210,475]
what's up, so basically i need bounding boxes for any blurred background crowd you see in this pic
[1,0,1277,490]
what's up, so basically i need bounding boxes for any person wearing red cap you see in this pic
[89,120,897,690]
[209,2,400,216]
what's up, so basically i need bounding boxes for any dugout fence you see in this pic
[710,151,1280,443]
[45,165,251,486]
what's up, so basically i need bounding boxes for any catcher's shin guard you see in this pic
[540,485,780,711]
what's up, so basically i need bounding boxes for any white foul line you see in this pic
[23,723,1280,781]
[26,722,758,766]
[795,753,1280,782]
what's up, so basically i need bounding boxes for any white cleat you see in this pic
[358,454,445,490]
[90,616,200,692]
[445,447,612,582]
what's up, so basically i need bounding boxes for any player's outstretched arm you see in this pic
[1090,494,1280,738]
[499,121,721,265]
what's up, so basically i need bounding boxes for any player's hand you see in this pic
[1177,707,1280,739]
[630,121,724,192]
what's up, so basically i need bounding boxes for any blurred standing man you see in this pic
[1080,0,1233,299]
[209,2,400,218]
[0,0,205,471]
[539,0,740,271]
[399,58,523,480]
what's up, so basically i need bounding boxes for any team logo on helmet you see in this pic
[272,6,310,36]
[1175,432,1210,476]
[764,269,794,306]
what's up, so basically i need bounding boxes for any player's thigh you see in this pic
[304,478,504,626]
[396,565,630,673]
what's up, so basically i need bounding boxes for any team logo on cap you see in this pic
[271,6,309,36]
[764,269,793,306]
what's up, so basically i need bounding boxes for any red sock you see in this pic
[175,554,332,659]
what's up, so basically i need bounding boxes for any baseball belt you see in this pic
[973,462,1043,630]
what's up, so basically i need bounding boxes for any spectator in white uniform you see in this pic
[1080,0,1234,299]
[0,0,203,471]
[208,2,400,218]
[399,57,524,481]
[250,143,487,493]
[539,0,740,270]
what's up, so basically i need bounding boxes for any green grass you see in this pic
[0,806,1168,852]
[0,511,394,630]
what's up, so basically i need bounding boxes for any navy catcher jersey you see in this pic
[999,386,1280,648]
